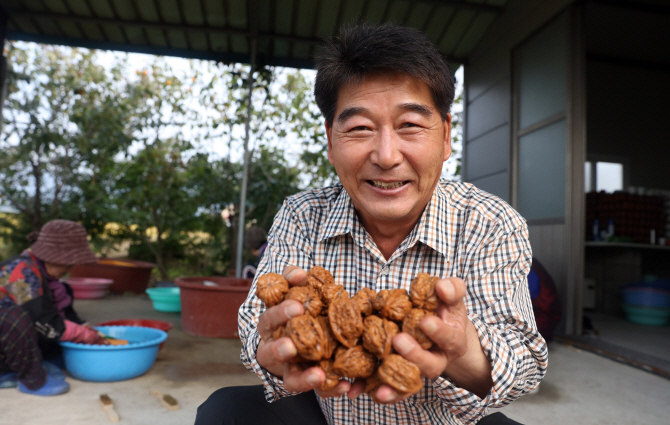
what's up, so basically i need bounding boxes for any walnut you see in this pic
[317,315,338,359]
[320,284,349,309]
[307,266,334,292]
[402,309,434,350]
[328,297,364,347]
[256,273,289,307]
[352,287,376,316]
[372,289,389,312]
[362,315,399,359]
[375,289,412,322]
[410,273,440,311]
[285,286,323,317]
[285,314,326,361]
[272,325,285,341]
[318,359,341,392]
[377,354,423,394]
[332,346,377,378]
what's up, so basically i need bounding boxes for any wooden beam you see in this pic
[412,0,503,14]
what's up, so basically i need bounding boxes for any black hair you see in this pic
[314,22,455,126]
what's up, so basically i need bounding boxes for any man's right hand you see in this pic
[256,266,328,393]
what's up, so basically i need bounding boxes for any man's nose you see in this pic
[370,128,403,169]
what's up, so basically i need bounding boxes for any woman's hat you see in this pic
[30,220,97,265]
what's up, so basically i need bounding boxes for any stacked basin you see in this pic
[620,280,670,326]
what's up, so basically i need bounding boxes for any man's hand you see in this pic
[256,266,334,394]
[368,277,492,403]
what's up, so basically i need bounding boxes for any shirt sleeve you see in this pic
[238,198,315,402]
[430,221,548,423]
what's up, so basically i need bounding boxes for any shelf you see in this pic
[585,241,670,251]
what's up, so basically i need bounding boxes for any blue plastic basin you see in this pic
[146,287,181,312]
[621,288,670,308]
[621,304,670,326]
[60,326,167,382]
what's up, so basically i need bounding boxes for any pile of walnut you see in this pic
[256,266,440,403]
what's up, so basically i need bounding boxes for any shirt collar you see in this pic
[318,182,452,259]
[319,186,366,246]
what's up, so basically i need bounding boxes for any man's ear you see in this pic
[325,120,334,165]
[443,113,452,162]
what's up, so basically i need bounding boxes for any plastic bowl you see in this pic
[622,304,670,326]
[64,277,114,299]
[60,325,167,382]
[146,287,181,312]
[96,319,174,351]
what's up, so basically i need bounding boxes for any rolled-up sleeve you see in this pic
[238,198,315,402]
[430,222,548,423]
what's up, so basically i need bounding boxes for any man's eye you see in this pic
[349,126,370,131]
[402,122,419,128]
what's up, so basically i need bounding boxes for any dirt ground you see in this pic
[2,293,669,425]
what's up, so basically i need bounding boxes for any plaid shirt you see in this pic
[239,180,548,424]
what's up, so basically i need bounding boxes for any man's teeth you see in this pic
[371,181,404,189]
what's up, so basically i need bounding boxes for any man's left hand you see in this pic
[358,277,492,403]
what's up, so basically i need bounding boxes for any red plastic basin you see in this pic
[70,258,156,294]
[175,276,252,338]
[64,277,114,299]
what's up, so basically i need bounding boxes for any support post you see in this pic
[235,38,257,278]
[0,8,8,129]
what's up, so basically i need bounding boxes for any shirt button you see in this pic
[380,268,389,276]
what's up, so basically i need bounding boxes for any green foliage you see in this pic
[0,43,136,251]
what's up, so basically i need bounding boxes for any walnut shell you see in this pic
[318,359,341,392]
[332,345,377,378]
[320,284,349,310]
[307,266,334,292]
[352,287,376,316]
[328,297,364,348]
[410,273,440,311]
[376,289,412,322]
[317,315,339,360]
[402,309,434,350]
[377,354,423,394]
[285,286,323,317]
[362,315,399,359]
[285,314,326,361]
[272,325,285,341]
[256,273,289,307]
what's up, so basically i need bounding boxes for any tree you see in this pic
[0,42,136,250]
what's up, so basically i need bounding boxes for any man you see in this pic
[196,22,547,425]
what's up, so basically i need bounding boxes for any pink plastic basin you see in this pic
[65,277,114,299]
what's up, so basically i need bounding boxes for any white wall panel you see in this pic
[465,124,510,180]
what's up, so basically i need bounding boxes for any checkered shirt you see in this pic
[239,180,548,424]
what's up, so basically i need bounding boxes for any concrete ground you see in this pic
[3,294,669,425]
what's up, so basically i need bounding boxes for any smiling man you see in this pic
[196,23,547,425]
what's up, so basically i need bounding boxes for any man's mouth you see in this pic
[369,180,406,189]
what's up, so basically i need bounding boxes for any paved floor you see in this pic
[2,294,669,424]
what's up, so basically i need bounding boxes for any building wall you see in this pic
[464,0,574,301]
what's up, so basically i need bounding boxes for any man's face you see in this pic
[326,73,451,231]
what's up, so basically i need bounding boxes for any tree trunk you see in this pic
[31,159,42,230]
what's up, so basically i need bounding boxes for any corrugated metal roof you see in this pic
[0,0,507,70]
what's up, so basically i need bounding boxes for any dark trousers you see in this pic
[0,305,46,389]
[195,385,522,425]
[195,385,328,425]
